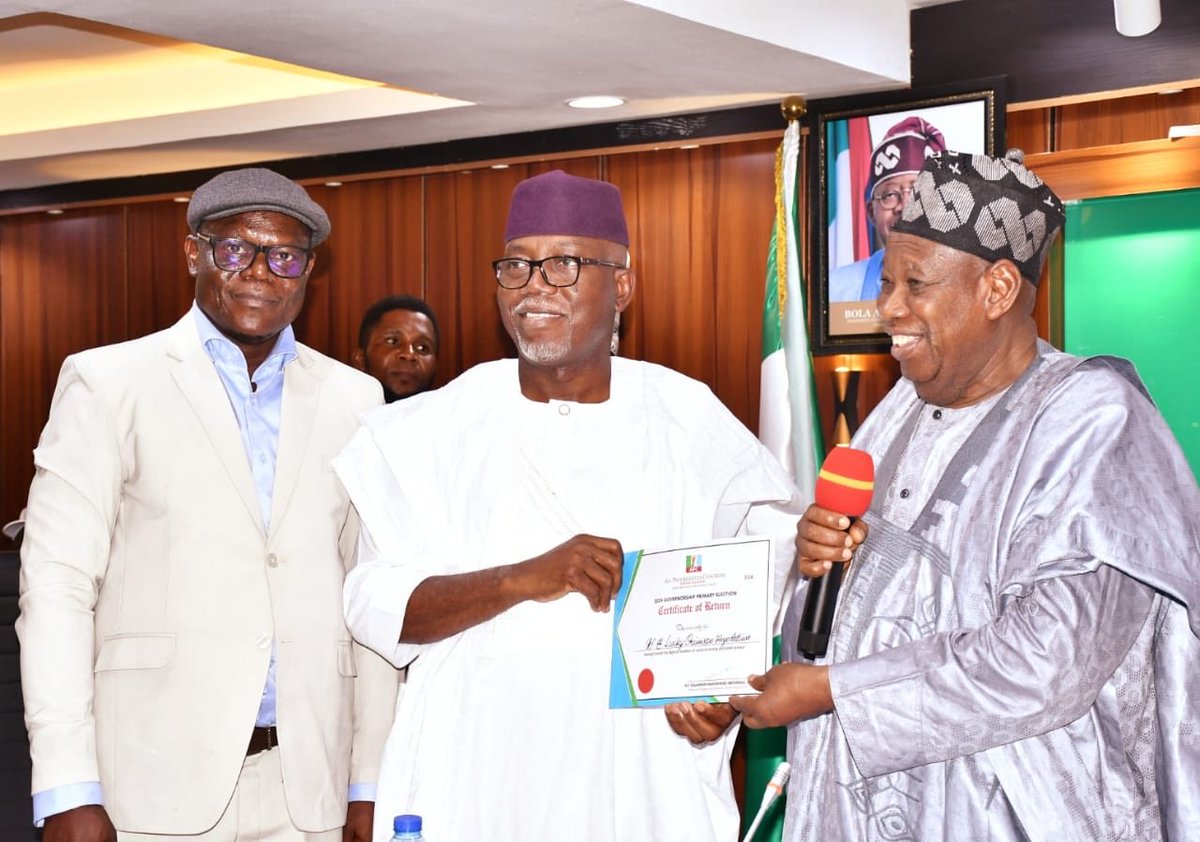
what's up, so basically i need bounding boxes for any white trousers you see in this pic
[118,748,342,842]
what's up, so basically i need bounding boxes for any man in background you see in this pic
[18,168,396,842]
[733,150,1200,840]
[353,295,439,402]
[334,169,802,842]
[829,116,945,302]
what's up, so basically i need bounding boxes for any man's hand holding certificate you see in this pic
[609,537,772,707]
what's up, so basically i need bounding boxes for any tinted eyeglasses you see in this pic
[192,232,312,279]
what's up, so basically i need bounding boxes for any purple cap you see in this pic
[504,170,629,246]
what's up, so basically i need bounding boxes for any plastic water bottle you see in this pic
[391,814,424,841]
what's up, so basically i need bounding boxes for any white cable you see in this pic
[740,761,791,842]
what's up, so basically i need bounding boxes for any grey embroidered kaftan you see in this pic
[782,343,1200,841]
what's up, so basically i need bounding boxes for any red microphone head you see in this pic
[814,446,874,517]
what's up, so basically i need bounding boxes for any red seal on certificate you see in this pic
[637,669,655,693]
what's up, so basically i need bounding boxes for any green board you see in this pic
[1064,189,1200,479]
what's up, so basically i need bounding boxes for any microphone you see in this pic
[797,446,874,660]
[740,761,791,842]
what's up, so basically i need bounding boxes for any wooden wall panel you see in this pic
[1009,88,1200,157]
[610,149,720,394]
[1027,137,1200,201]
[299,180,389,360]
[1056,88,1200,150]
[300,177,425,367]
[125,200,193,338]
[424,167,523,378]
[709,139,777,431]
[1005,108,1050,156]
[0,208,128,525]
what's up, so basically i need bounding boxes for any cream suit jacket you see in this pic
[17,313,398,834]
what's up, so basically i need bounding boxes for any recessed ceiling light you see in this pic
[324,181,343,188]
[490,163,510,170]
[567,95,626,109]
[680,144,700,150]
[46,209,64,215]
[173,196,190,203]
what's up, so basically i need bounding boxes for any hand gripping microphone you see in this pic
[797,446,874,660]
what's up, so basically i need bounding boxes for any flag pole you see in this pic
[780,95,807,124]
[744,94,814,842]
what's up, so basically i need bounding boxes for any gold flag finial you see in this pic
[780,95,807,123]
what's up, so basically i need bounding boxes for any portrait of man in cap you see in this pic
[333,169,804,841]
[828,115,946,303]
[18,167,397,842]
[733,149,1200,841]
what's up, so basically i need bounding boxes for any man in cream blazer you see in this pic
[17,169,397,841]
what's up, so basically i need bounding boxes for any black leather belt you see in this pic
[247,725,278,756]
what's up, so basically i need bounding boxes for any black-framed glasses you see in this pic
[192,232,312,279]
[492,255,626,289]
[872,185,916,211]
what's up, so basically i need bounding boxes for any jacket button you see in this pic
[267,553,279,567]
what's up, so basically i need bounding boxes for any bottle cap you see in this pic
[394,814,422,833]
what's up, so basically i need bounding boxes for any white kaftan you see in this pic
[335,358,801,842]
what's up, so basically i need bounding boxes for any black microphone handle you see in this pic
[796,559,848,660]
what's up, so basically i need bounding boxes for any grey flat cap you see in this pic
[187,167,331,246]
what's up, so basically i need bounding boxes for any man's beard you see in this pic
[513,332,571,365]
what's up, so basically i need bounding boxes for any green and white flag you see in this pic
[760,121,823,506]
[743,119,824,842]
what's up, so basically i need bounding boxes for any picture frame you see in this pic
[808,78,1006,354]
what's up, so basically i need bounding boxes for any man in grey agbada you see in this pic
[732,149,1200,840]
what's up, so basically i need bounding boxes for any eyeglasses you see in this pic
[192,233,312,279]
[872,185,916,211]
[492,255,626,289]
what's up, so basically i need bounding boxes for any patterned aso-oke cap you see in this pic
[891,149,1065,284]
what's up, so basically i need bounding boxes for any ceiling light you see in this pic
[490,164,510,170]
[324,181,343,187]
[173,196,190,203]
[567,95,626,110]
[46,209,63,215]
[680,144,700,150]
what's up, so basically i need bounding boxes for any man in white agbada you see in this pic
[334,170,802,842]
[732,150,1200,841]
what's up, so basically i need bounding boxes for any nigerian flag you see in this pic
[827,118,855,273]
[744,119,824,842]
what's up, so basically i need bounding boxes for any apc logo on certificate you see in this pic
[609,537,772,708]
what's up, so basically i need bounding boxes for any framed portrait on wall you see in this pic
[808,78,1006,354]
